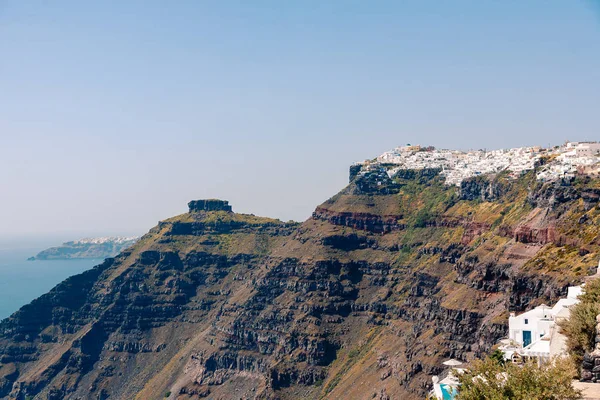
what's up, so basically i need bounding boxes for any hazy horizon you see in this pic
[2,1,599,236]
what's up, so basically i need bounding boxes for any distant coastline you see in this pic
[28,236,139,261]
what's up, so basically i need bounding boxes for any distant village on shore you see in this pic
[28,236,139,261]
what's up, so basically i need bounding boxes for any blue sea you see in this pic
[0,237,102,320]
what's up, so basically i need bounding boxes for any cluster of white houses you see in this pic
[356,141,600,186]
[71,236,140,245]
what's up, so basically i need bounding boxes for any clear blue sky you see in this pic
[1,1,599,236]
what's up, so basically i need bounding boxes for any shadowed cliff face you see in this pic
[1,170,600,400]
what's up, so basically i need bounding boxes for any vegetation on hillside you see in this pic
[456,357,581,400]
[559,278,600,365]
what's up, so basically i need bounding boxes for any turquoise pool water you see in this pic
[440,384,458,400]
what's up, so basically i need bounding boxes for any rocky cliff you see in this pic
[1,166,599,400]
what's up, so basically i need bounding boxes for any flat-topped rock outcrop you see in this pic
[188,199,232,212]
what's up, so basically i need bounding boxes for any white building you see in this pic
[500,286,582,364]
[576,142,600,158]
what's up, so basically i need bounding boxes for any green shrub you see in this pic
[489,349,506,366]
[456,357,581,400]
[559,278,600,365]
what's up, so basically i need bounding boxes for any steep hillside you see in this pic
[1,171,599,400]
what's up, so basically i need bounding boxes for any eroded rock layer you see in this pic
[1,168,600,400]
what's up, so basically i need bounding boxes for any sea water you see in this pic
[0,237,101,320]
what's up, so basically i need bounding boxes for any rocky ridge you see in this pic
[1,149,600,400]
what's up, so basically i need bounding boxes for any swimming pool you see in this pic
[440,384,458,400]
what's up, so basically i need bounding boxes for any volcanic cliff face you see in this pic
[1,172,600,400]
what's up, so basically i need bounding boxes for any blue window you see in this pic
[524,319,528,324]
[523,331,532,347]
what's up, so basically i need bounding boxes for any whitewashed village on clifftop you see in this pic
[354,141,600,186]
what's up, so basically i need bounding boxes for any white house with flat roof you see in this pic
[576,142,600,158]
[500,286,583,364]
[508,304,553,348]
